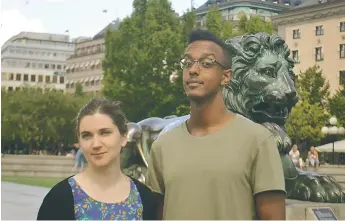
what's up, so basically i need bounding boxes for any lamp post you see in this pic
[321,116,345,164]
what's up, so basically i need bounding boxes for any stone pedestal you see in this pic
[286,199,345,220]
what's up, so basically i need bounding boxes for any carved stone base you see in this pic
[286,199,345,220]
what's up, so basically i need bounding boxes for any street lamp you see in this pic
[321,116,345,164]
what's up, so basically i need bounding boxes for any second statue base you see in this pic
[286,199,345,220]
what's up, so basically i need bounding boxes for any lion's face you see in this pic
[223,33,299,126]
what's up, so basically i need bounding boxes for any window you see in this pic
[31,75,36,82]
[23,74,29,82]
[9,73,14,80]
[292,29,301,39]
[32,63,37,68]
[315,25,324,36]
[340,22,345,32]
[38,75,43,82]
[16,73,21,81]
[51,64,56,69]
[8,87,13,91]
[45,76,50,83]
[340,44,345,58]
[59,76,64,84]
[292,50,299,63]
[52,76,58,83]
[340,70,345,85]
[44,64,49,69]
[315,47,323,61]
[57,65,62,70]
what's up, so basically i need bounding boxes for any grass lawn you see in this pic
[1,176,64,188]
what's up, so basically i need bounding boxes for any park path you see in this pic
[1,182,50,220]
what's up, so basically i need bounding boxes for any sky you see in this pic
[0,0,206,46]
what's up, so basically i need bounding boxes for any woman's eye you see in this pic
[101,130,111,135]
[81,134,91,139]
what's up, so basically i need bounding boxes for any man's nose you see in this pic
[188,61,200,76]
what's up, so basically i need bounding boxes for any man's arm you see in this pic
[251,134,286,220]
[145,141,165,219]
[255,191,286,220]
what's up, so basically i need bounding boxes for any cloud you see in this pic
[0,10,45,47]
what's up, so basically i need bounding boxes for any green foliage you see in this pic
[238,13,247,33]
[103,0,188,122]
[181,9,197,44]
[296,65,330,105]
[246,16,272,34]
[205,11,272,40]
[75,82,84,97]
[1,87,92,152]
[221,20,233,40]
[205,6,223,37]
[328,87,345,127]
[286,100,329,145]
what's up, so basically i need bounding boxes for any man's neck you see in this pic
[188,92,234,130]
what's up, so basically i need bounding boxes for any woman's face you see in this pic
[78,113,127,168]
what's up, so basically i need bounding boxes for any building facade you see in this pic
[272,0,345,94]
[65,20,120,94]
[1,32,75,92]
[65,38,105,93]
[194,0,301,27]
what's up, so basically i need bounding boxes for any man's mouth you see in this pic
[187,79,203,85]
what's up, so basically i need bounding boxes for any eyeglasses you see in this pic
[180,57,226,70]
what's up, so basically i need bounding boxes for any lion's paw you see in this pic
[287,170,345,203]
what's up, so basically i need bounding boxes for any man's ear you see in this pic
[221,69,232,86]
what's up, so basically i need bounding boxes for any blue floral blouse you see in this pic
[68,177,143,220]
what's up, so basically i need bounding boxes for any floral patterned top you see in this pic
[68,177,143,220]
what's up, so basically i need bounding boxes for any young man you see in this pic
[146,29,286,220]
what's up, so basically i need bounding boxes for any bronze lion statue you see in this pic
[121,32,345,203]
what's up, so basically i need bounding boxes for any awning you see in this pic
[69,64,75,69]
[315,140,345,153]
[84,61,90,68]
[94,60,101,66]
[74,63,80,69]
[89,60,95,66]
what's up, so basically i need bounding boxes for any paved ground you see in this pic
[1,182,50,220]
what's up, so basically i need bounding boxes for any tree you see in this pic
[205,5,222,37]
[103,0,188,122]
[246,16,272,34]
[1,87,92,154]
[328,87,345,127]
[296,65,330,105]
[181,9,196,45]
[286,99,330,145]
[221,20,233,40]
[75,82,84,96]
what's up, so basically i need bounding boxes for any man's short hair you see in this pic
[188,29,232,69]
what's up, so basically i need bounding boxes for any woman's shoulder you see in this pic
[44,176,73,200]
[37,176,75,220]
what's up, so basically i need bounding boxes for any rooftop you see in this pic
[93,19,121,40]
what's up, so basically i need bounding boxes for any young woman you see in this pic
[37,98,162,220]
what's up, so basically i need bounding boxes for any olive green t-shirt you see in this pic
[145,114,285,220]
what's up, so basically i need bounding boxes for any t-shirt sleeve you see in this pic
[145,140,165,194]
[251,135,286,196]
